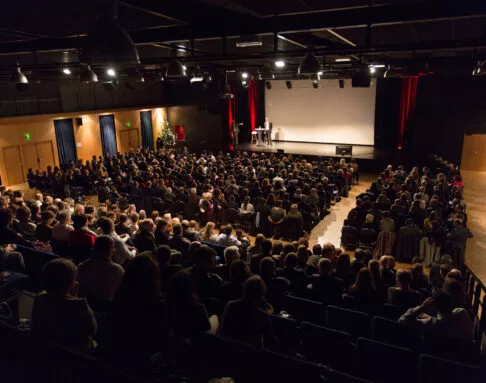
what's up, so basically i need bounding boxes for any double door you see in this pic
[120,128,140,152]
[3,141,55,186]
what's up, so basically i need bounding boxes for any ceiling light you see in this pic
[472,61,486,76]
[241,72,249,79]
[166,60,187,78]
[335,57,351,62]
[286,80,292,89]
[236,35,262,48]
[62,68,72,75]
[190,75,204,83]
[10,64,29,91]
[298,52,320,75]
[106,68,116,77]
[372,64,386,68]
[275,60,285,68]
[369,66,376,74]
[80,65,98,83]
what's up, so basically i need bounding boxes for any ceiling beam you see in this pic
[0,1,485,55]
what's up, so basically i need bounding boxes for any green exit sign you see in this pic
[24,133,31,140]
[126,121,131,127]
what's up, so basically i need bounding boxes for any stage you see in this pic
[237,141,379,160]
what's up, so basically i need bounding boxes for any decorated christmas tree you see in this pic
[160,119,175,148]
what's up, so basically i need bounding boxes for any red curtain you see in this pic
[248,80,257,132]
[397,76,419,149]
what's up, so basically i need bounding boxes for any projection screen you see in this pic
[264,79,376,145]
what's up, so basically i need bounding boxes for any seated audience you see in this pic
[388,270,422,309]
[69,214,97,248]
[97,217,136,265]
[311,258,344,305]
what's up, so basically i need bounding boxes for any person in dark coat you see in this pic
[395,218,422,262]
[310,258,344,305]
[133,219,156,253]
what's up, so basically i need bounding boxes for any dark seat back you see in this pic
[329,369,373,383]
[418,354,483,383]
[300,321,354,371]
[357,337,417,383]
[422,335,481,366]
[269,314,300,354]
[201,241,227,262]
[372,316,423,351]
[327,305,370,339]
[16,245,59,291]
[284,295,327,326]
[379,303,406,321]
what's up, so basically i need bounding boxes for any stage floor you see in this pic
[237,141,378,160]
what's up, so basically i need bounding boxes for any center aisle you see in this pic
[308,174,372,248]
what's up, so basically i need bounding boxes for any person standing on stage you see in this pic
[264,117,272,145]
[232,120,240,147]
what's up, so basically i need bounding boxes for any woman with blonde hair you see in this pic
[201,221,218,242]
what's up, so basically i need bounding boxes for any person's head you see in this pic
[443,278,465,308]
[202,222,216,239]
[130,213,139,224]
[368,259,381,278]
[261,239,273,255]
[115,254,160,303]
[118,213,128,225]
[194,245,217,270]
[224,246,240,265]
[322,243,336,259]
[172,223,183,237]
[72,214,88,230]
[440,264,453,279]
[446,268,462,282]
[272,240,283,256]
[42,258,77,296]
[284,252,298,269]
[16,206,31,223]
[259,256,275,279]
[312,244,322,256]
[365,214,374,225]
[222,224,233,236]
[318,257,332,276]
[432,288,454,315]
[335,253,350,274]
[167,269,198,306]
[244,275,266,304]
[296,245,308,266]
[98,217,115,235]
[229,259,250,284]
[353,268,375,292]
[57,210,71,225]
[140,219,155,233]
[93,235,115,260]
[155,245,172,268]
[41,210,55,225]
[396,270,413,290]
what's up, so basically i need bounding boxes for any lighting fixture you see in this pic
[265,81,272,90]
[190,75,204,83]
[10,64,29,91]
[202,73,212,90]
[106,68,116,77]
[335,57,351,62]
[103,80,118,91]
[312,80,319,89]
[298,52,321,75]
[317,71,323,76]
[80,65,98,83]
[372,64,386,68]
[275,60,285,68]
[339,79,345,88]
[472,61,486,76]
[236,35,262,48]
[62,68,72,75]
[241,80,249,89]
[166,60,187,78]
[369,66,376,74]
[241,72,249,79]
[286,80,292,89]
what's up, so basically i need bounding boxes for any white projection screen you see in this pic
[265,79,376,145]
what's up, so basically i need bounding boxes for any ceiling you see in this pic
[1,0,486,82]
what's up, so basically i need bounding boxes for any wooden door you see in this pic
[20,143,40,173]
[128,128,140,149]
[120,130,130,153]
[36,141,55,170]
[3,146,24,185]
[461,134,486,171]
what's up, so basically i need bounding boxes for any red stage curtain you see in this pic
[397,76,419,149]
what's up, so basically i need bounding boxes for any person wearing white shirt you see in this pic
[97,217,136,266]
[52,210,74,242]
[239,196,254,215]
[216,225,241,247]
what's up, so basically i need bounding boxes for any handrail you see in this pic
[462,264,486,342]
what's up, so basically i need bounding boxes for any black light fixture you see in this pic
[241,80,249,89]
[298,52,321,75]
[10,64,29,91]
[286,80,292,89]
[312,80,319,89]
[265,81,272,90]
[166,60,187,78]
[103,80,118,91]
[339,79,345,88]
[201,73,212,90]
[236,35,262,48]
[80,65,99,83]
[472,61,486,76]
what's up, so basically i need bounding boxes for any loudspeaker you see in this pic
[339,79,345,88]
[75,117,83,126]
[277,149,285,154]
[336,145,352,156]
[352,71,371,87]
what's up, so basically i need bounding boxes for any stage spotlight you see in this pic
[369,66,376,74]
[62,68,72,75]
[241,80,249,89]
[80,65,98,83]
[106,68,116,78]
[339,79,345,88]
[166,60,187,78]
[275,60,285,68]
[298,52,320,75]
[312,80,319,89]
[241,71,249,79]
[472,61,486,76]
[286,80,292,89]
[10,64,29,91]
[265,81,272,89]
